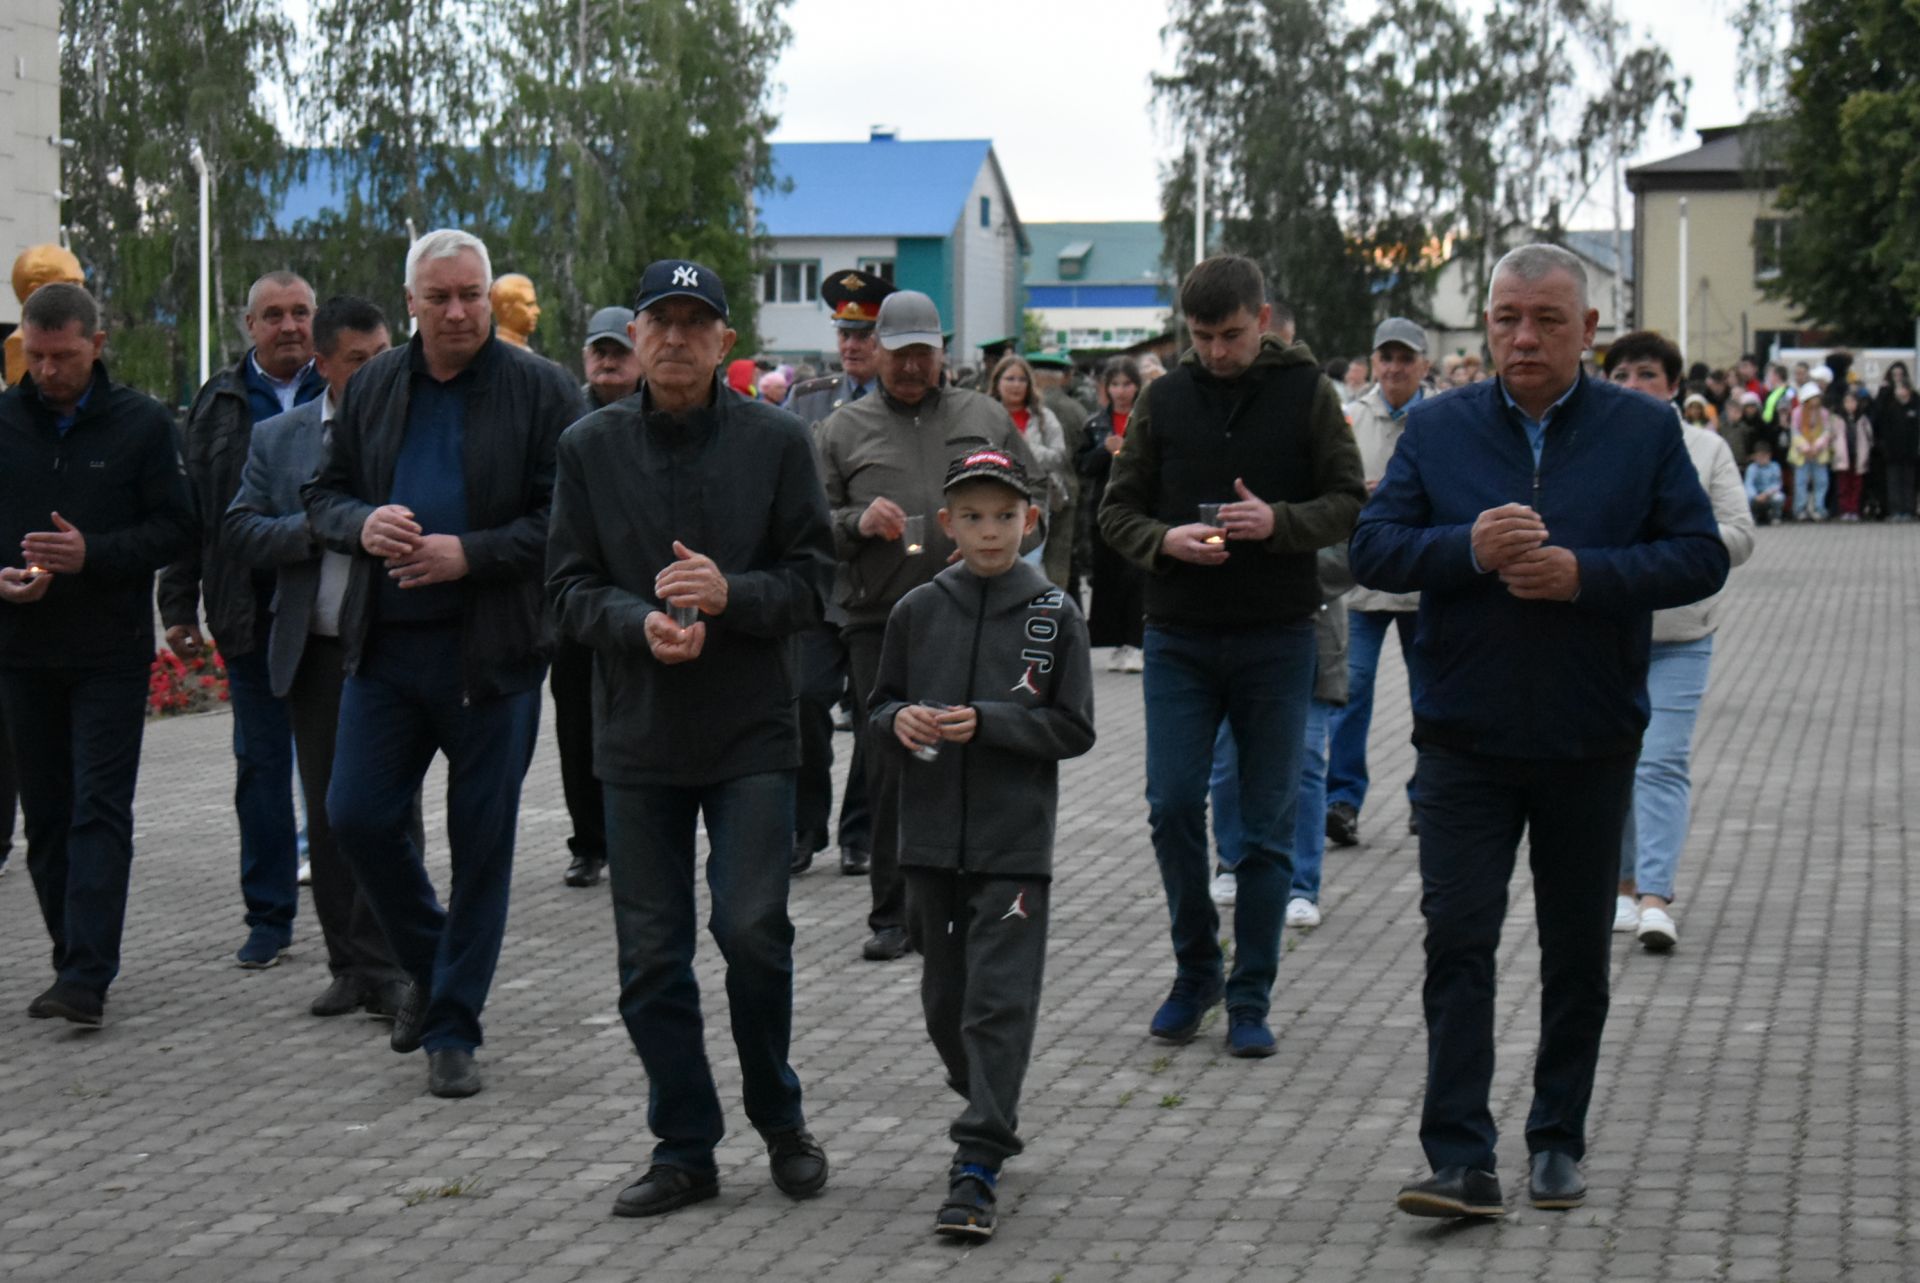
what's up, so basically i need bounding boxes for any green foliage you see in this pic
[1156,0,1685,356]
[1755,0,1920,338]
[61,0,294,404]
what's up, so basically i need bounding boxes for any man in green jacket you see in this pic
[1099,254,1365,1058]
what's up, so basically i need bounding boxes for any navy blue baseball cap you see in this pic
[633,259,729,322]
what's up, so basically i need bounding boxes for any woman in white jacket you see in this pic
[1604,333,1756,952]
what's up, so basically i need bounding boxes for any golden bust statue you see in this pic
[6,244,86,385]
[490,273,541,348]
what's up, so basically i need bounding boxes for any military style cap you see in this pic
[633,259,729,322]
[822,269,897,331]
[1026,349,1074,370]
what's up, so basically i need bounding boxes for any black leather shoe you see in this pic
[765,1127,829,1197]
[1528,1151,1586,1209]
[839,846,870,876]
[426,1048,482,1098]
[791,838,816,876]
[389,979,428,1053]
[1396,1167,1505,1219]
[30,980,104,1026]
[564,854,605,887]
[310,975,364,1018]
[363,979,407,1022]
[612,1164,720,1218]
[862,925,911,961]
[1326,802,1360,847]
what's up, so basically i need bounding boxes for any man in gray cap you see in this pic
[815,289,1043,961]
[582,306,643,411]
[1325,317,1432,851]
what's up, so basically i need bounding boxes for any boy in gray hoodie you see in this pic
[870,449,1096,1241]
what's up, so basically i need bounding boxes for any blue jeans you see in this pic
[605,771,805,1174]
[327,625,541,1053]
[1209,698,1332,901]
[1143,620,1315,1018]
[225,648,298,946]
[1326,609,1421,814]
[1619,635,1714,902]
[0,665,148,995]
[1795,462,1830,519]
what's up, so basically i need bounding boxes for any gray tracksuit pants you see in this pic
[906,868,1051,1168]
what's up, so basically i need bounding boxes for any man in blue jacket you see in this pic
[1351,244,1729,1219]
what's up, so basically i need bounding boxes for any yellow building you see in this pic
[1627,124,1804,371]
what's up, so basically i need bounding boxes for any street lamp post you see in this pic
[187,141,210,388]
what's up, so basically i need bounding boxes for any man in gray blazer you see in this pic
[225,296,413,1020]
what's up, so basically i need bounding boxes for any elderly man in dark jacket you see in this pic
[548,260,834,1219]
[0,283,195,1026]
[158,270,325,969]
[1352,244,1729,1220]
[304,230,584,1100]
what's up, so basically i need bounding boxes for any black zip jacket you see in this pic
[302,333,585,700]
[0,364,195,669]
[156,353,319,657]
[546,380,833,787]
[869,559,1096,877]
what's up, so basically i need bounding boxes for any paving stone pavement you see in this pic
[0,524,1915,1282]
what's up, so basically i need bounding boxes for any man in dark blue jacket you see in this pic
[0,283,196,1026]
[1351,245,1729,1220]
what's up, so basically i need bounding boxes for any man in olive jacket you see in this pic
[814,290,1043,963]
[1099,255,1365,1059]
[302,230,584,1100]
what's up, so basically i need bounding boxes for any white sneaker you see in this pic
[1636,904,1678,952]
[297,860,312,887]
[1284,897,1322,928]
[1121,645,1144,674]
[1107,646,1127,673]
[1209,870,1237,906]
[1612,895,1640,933]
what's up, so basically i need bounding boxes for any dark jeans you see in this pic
[846,625,903,931]
[287,635,411,989]
[794,623,869,853]
[0,665,148,995]
[0,693,15,860]
[1326,609,1423,814]
[1414,745,1636,1172]
[606,771,805,1174]
[1884,460,1916,518]
[549,637,606,863]
[225,648,299,947]
[1142,620,1315,1018]
[327,625,541,1053]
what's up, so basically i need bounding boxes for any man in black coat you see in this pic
[0,283,195,1026]
[303,230,584,1099]
[548,259,834,1219]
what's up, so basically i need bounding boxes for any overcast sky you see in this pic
[769,0,1752,227]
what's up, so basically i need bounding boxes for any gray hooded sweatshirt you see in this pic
[869,558,1096,878]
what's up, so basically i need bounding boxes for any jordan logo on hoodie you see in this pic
[1001,891,1029,921]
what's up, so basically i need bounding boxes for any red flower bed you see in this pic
[149,646,229,716]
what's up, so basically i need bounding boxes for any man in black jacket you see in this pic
[304,230,584,1099]
[548,259,834,1219]
[159,270,325,969]
[0,283,195,1026]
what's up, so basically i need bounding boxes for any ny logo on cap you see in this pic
[673,265,700,288]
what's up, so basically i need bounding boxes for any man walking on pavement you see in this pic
[159,271,325,969]
[815,289,1044,961]
[547,258,834,1217]
[224,295,416,1021]
[0,283,195,1026]
[1099,254,1366,1059]
[304,229,585,1098]
[1352,244,1728,1219]
[1325,317,1432,848]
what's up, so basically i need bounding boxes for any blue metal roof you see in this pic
[758,138,994,238]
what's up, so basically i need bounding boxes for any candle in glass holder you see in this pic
[670,603,699,628]
[1197,503,1225,543]
[902,514,927,556]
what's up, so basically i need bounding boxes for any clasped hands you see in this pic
[1472,503,1579,601]
[646,541,728,665]
[894,702,978,751]
[360,505,468,588]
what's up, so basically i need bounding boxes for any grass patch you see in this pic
[1158,1093,1185,1109]
[402,1175,481,1207]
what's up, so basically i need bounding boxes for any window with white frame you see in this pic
[761,261,821,304]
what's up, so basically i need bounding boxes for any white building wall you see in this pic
[1027,305,1170,349]
[757,235,900,357]
[955,161,1017,357]
[1,0,65,326]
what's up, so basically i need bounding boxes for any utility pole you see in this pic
[1193,137,1207,267]
[1677,197,1689,365]
[188,141,210,388]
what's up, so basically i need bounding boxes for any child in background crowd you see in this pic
[1745,440,1785,525]
[1789,386,1834,521]
[1832,387,1874,522]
